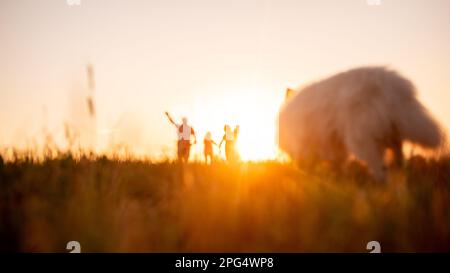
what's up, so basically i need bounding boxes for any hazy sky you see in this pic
[1,0,449,159]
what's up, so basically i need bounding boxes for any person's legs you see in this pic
[225,141,236,162]
[232,143,239,162]
[209,153,213,164]
[204,146,211,164]
[179,140,187,162]
[184,141,191,162]
[177,140,183,162]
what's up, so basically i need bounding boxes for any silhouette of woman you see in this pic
[219,124,240,162]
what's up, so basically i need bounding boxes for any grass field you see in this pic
[1,154,449,252]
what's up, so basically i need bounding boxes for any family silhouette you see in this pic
[165,112,239,163]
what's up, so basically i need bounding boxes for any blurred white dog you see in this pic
[278,67,444,181]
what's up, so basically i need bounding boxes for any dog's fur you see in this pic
[278,67,444,181]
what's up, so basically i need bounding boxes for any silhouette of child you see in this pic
[203,131,217,164]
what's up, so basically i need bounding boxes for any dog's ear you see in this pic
[285,88,295,100]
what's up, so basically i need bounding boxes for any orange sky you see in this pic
[1,0,449,160]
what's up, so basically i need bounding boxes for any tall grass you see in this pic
[0,154,449,252]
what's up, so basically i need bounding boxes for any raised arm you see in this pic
[164,111,177,127]
[218,135,225,149]
[191,128,197,144]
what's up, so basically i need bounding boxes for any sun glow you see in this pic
[184,84,282,161]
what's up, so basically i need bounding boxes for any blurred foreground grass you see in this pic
[1,155,449,252]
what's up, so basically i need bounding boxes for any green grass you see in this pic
[1,154,449,252]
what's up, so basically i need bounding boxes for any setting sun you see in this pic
[167,83,282,161]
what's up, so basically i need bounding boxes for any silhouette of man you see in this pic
[165,112,197,162]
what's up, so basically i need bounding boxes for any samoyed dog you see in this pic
[278,67,444,181]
